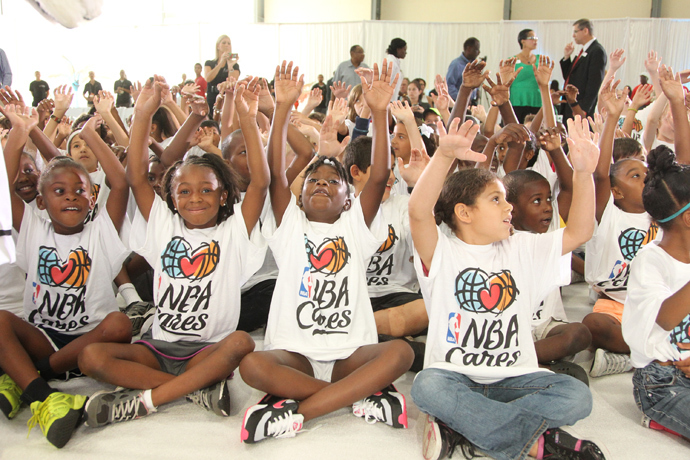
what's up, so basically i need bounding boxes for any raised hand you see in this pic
[461,60,489,89]
[398,147,430,186]
[645,50,662,76]
[587,113,604,135]
[304,87,323,112]
[436,118,485,162]
[355,67,374,87]
[93,90,114,114]
[608,48,626,72]
[361,59,397,113]
[0,104,39,132]
[564,84,579,104]
[135,75,169,116]
[533,55,554,88]
[564,42,575,59]
[330,81,352,100]
[493,123,531,147]
[318,114,349,158]
[598,78,625,118]
[482,74,512,107]
[36,98,55,125]
[181,82,200,98]
[197,129,217,152]
[57,116,71,138]
[274,61,304,106]
[189,95,209,117]
[566,115,600,174]
[658,64,684,104]
[234,77,261,118]
[499,58,523,88]
[538,127,565,152]
[53,85,74,112]
[390,100,415,124]
[327,97,348,126]
[257,78,275,116]
[131,81,142,102]
[0,86,26,110]
[471,104,487,123]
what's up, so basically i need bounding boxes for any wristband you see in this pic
[50,114,60,122]
[568,101,579,108]
[627,108,638,113]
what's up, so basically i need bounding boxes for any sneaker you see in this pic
[186,379,230,416]
[422,414,475,460]
[352,384,408,428]
[641,414,682,436]
[27,392,86,448]
[0,373,23,419]
[123,301,155,336]
[84,387,151,428]
[549,361,590,387]
[589,349,632,378]
[541,428,606,459]
[241,396,303,444]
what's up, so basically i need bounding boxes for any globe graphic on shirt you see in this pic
[37,246,91,288]
[670,316,690,347]
[618,228,646,261]
[455,268,487,312]
[454,268,519,314]
[160,237,220,280]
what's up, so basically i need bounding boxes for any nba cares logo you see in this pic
[160,237,220,280]
[446,312,461,344]
[454,268,519,314]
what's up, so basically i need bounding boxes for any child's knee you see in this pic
[0,310,19,330]
[78,343,107,375]
[99,312,134,343]
[238,352,264,384]
[388,339,415,370]
[582,313,615,335]
[224,330,255,357]
[411,369,445,409]
[563,323,592,351]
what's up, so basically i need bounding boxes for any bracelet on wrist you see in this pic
[50,114,60,122]
[627,107,638,113]
[568,101,579,108]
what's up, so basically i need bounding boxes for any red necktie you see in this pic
[564,49,583,87]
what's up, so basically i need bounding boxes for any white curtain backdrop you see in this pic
[1,15,689,108]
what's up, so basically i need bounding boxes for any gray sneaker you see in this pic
[589,349,632,378]
[84,387,151,428]
[123,301,155,336]
[186,380,230,417]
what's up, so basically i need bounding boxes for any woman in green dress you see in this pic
[509,29,541,123]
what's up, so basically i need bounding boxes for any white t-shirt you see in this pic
[16,206,128,335]
[391,161,410,198]
[367,194,418,296]
[414,227,566,384]
[263,195,386,361]
[241,195,278,292]
[131,195,266,343]
[623,241,690,368]
[83,169,109,226]
[585,194,658,303]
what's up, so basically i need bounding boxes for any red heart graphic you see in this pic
[180,254,204,277]
[479,284,502,311]
[309,248,334,270]
[50,259,75,285]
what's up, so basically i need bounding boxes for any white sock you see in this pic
[141,389,157,413]
[118,283,142,306]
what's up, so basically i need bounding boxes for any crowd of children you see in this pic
[1,28,690,460]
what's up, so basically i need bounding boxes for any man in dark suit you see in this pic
[560,19,607,121]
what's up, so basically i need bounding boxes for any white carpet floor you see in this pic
[2,282,689,460]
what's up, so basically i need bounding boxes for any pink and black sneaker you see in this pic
[241,394,303,444]
[539,428,606,459]
[352,384,408,428]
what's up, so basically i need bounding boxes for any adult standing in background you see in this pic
[333,45,369,90]
[560,18,606,121]
[114,69,133,108]
[386,38,407,103]
[194,63,207,98]
[29,71,49,107]
[312,74,328,114]
[0,49,12,87]
[83,71,102,107]
[446,37,481,105]
[205,35,240,117]
[509,29,541,123]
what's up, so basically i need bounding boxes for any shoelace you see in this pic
[266,412,302,438]
[0,375,19,394]
[353,399,385,424]
[188,390,213,411]
[112,393,146,422]
[603,353,629,374]
[438,422,474,459]
[26,394,68,436]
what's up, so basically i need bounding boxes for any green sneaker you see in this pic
[0,373,24,419]
[27,392,86,448]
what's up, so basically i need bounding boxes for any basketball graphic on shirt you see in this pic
[160,237,220,280]
[37,246,91,288]
[670,315,690,347]
[305,236,350,275]
[454,268,519,314]
[618,224,657,261]
[376,224,399,254]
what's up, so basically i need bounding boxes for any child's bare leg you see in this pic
[50,311,132,374]
[0,310,54,388]
[239,350,330,400]
[582,313,630,353]
[298,340,413,422]
[375,299,428,337]
[150,331,254,406]
[534,323,592,363]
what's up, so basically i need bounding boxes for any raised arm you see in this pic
[562,116,599,254]
[483,72,519,125]
[80,117,128,231]
[126,76,168,221]
[658,65,690,164]
[43,85,73,143]
[359,60,396,227]
[390,100,425,154]
[0,105,36,231]
[449,60,488,125]
[268,61,304,226]
[94,91,129,147]
[622,84,652,136]
[159,98,209,166]
[219,78,237,141]
[409,119,485,268]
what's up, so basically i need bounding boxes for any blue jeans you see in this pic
[633,362,690,438]
[411,368,592,460]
